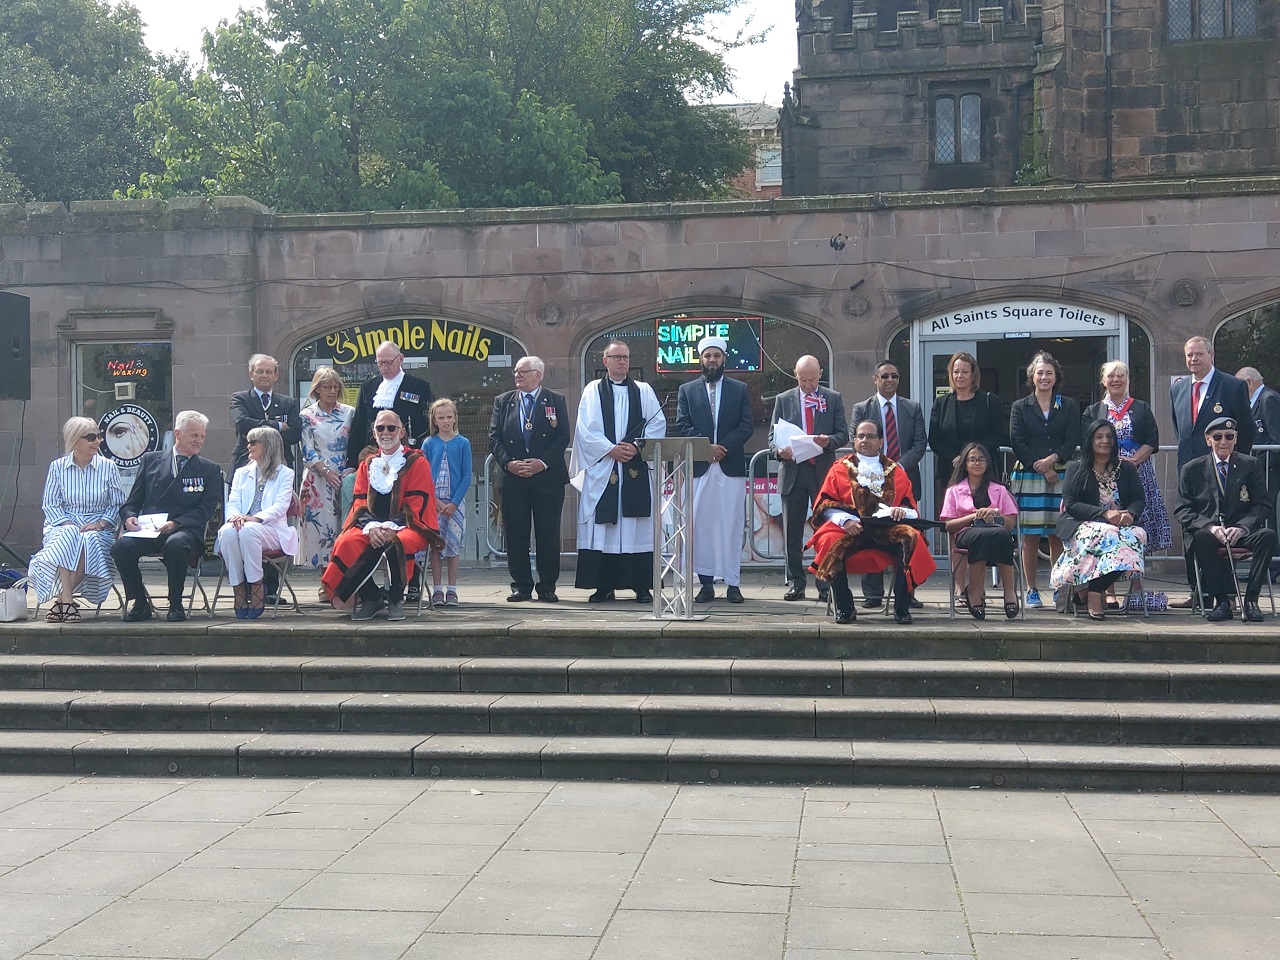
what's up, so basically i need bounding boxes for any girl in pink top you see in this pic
[940,442,1020,620]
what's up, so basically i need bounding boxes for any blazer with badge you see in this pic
[1250,385,1280,448]
[675,375,754,478]
[1170,369,1253,466]
[488,387,571,486]
[770,386,849,495]
[122,450,224,539]
[1174,452,1268,536]
[230,389,303,471]
[349,373,435,454]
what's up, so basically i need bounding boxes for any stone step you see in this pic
[7,619,1280,662]
[5,689,1280,746]
[4,655,1280,701]
[2,729,1278,791]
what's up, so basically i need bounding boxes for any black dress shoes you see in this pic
[588,590,614,603]
[166,606,187,622]
[909,596,924,610]
[726,586,744,604]
[122,601,153,623]
[635,589,652,604]
[834,605,856,625]
[1244,598,1265,622]
[694,585,715,603]
[893,608,913,625]
[507,589,534,602]
[783,585,806,601]
[1207,600,1233,622]
[862,598,883,610]
[537,591,559,603]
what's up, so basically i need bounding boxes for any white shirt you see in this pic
[373,371,405,409]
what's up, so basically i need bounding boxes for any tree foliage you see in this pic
[135,0,756,211]
[0,0,171,202]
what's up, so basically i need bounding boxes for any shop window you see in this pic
[934,94,982,165]
[75,341,173,490]
[1167,0,1257,39]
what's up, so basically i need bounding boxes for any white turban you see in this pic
[697,335,728,356]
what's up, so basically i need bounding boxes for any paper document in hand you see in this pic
[872,504,919,520]
[122,512,168,538]
[773,419,824,463]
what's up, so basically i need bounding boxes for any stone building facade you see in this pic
[4,180,1280,560]
[782,0,1280,194]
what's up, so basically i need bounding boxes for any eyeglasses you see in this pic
[374,424,400,433]
[854,434,880,441]
[513,368,535,377]
[877,373,900,380]
[375,356,401,367]
[1210,432,1237,441]
[966,457,987,464]
[604,354,629,360]
[81,433,100,443]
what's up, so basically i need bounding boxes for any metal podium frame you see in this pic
[648,436,715,620]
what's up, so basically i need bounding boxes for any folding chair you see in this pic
[947,529,1026,621]
[1192,545,1277,621]
[211,494,304,617]
[346,543,435,619]
[823,547,901,621]
[140,546,213,616]
[34,583,126,621]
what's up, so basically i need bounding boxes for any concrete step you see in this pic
[8,618,1280,662]
[5,689,1280,746]
[2,729,1279,791]
[5,655,1280,700]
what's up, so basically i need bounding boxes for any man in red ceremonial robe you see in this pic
[322,410,442,621]
[808,420,937,625]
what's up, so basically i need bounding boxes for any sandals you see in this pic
[955,588,970,610]
[45,600,80,623]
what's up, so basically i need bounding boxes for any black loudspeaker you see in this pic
[0,292,31,402]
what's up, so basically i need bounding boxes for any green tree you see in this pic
[0,0,168,202]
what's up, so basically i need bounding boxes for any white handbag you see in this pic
[0,577,30,622]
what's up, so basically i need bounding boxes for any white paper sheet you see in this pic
[121,512,168,538]
[773,418,824,464]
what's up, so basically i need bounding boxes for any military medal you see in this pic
[1213,403,1223,413]
[524,419,533,430]
[1241,487,1250,503]
[628,468,639,479]
[609,473,618,485]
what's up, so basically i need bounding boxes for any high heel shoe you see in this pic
[1086,595,1106,622]
[245,580,265,620]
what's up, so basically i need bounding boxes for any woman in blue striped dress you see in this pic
[29,416,125,621]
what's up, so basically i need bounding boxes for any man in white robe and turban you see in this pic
[570,341,667,602]
[674,334,755,603]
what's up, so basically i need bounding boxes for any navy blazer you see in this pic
[1009,393,1080,469]
[230,388,303,471]
[349,372,435,454]
[1250,385,1280,447]
[1170,368,1253,467]
[488,386,570,486]
[122,450,223,537]
[675,376,754,478]
[1055,459,1145,543]
[1081,398,1159,454]
[1174,451,1269,535]
[769,386,849,495]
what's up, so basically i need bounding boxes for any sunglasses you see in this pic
[1210,432,1237,441]
[81,433,100,443]
[374,424,400,433]
[247,438,263,446]
[877,373,900,380]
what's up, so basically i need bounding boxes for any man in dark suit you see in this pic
[1238,366,1280,529]
[1170,337,1254,608]
[851,359,927,609]
[488,355,570,602]
[768,354,848,601]
[1174,417,1277,622]
[348,340,434,454]
[674,335,755,604]
[111,410,223,622]
[229,354,303,471]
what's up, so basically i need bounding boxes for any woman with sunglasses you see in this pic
[215,427,296,619]
[29,417,125,622]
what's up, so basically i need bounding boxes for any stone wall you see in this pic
[4,180,1280,550]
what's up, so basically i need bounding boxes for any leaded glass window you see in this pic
[959,95,982,163]
[935,98,957,164]
[1168,0,1258,39]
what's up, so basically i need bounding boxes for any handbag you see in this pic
[0,574,30,622]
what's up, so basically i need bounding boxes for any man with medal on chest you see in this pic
[488,356,571,602]
[570,341,667,603]
[348,341,434,453]
[1174,417,1277,622]
[322,410,443,621]
[112,410,224,622]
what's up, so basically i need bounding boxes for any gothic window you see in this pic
[934,94,982,164]
[1167,0,1257,39]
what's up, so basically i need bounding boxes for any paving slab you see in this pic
[620,833,796,914]
[328,840,496,876]
[1141,914,1280,960]
[595,909,787,960]
[1119,868,1280,917]
[207,907,435,960]
[34,897,272,959]
[963,891,1155,937]
[281,870,469,912]
[792,859,962,911]
[402,932,595,960]
[0,892,113,960]
[948,838,1125,896]
[970,933,1166,960]
[130,864,320,902]
[785,905,970,954]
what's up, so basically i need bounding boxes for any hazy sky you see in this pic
[126,0,795,106]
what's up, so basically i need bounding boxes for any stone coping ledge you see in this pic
[6,176,1280,235]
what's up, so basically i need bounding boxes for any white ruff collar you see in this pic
[373,371,405,409]
[854,454,885,496]
[369,449,406,494]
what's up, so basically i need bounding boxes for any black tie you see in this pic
[176,455,189,475]
[261,393,271,410]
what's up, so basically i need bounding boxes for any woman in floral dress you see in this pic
[298,367,354,600]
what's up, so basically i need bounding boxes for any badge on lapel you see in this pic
[1213,402,1223,414]
[1241,486,1251,503]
